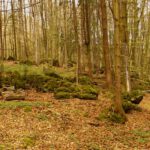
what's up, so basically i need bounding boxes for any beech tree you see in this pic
[100,0,112,88]
[112,0,126,119]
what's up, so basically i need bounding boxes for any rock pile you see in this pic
[0,86,26,101]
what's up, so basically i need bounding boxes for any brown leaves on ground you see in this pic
[0,91,150,150]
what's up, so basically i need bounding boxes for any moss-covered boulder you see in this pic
[121,90,143,113]
[20,60,36,66]
[55,87,72,93]
[54,84,99,100]
[1,69,99,101]
[43,68,62,79]
[76,93,98,100]
[122,100,141,113]
[79,76,92,85]
[58,80,72,87]
[81,85,99,95]
[122,90,144,105]
[52,59,60,67]
[54,92,71,99]
[7,56,16,61]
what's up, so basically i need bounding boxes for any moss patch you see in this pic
[54,92,71,99]
[0,101,51,110]
[22,134,37,148]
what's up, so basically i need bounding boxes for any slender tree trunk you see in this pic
[100,0,112,88]
[72,0,82,83]
[120,0,131,92]
[113,0,127,120]
[83,0,92,77]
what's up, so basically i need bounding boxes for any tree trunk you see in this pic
[113,0,127,120]
[100,0,112,88]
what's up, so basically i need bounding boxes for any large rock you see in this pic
[2,90,26,101]
[122,90,144,105]
[131,95,143,104]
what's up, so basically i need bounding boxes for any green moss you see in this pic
[82,85,99,95]
[132,130,150,138]
[77,93,97,100]
[42,80,59,92]
[88,143,100,150]
[122,90,144,102]
[1,64,99,101]
[54,92,71,99]
[0,101,51,109]
[36,113,49,121]
[59,80,72,87]
[0,144,5,150]
[22,134,37,148]
[123,100,141,113]
[39,58,51,64]
[71,85,99,100]
[20,60,36,66]
[96,110,109,121]
[71,85,81,92]
[79,76,92,85]
[25,74,51,91]
[108,112,126,124]
[55,87,72,93]
[43,69,62,79]
[131,129,150,144]
[24,106,32,112]
[13,79,27,89]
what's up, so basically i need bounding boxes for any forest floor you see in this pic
[0,90,150,150]
[0,61,150,150]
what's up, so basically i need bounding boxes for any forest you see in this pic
[0,0,150,149]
